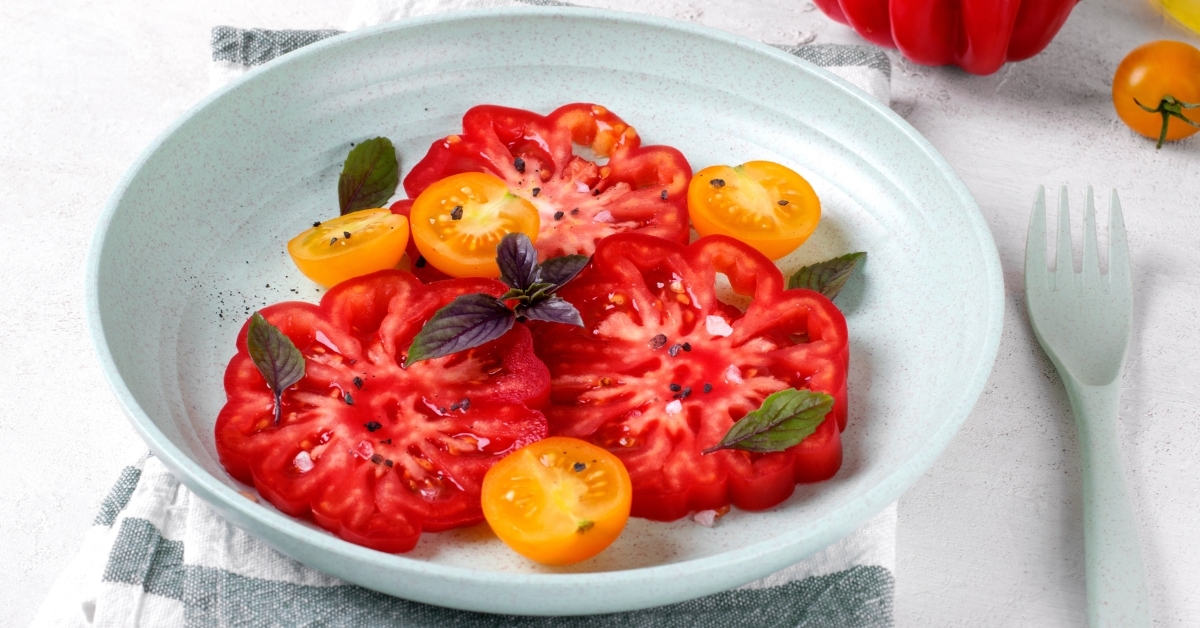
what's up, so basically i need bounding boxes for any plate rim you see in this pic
[85,5,1004,614]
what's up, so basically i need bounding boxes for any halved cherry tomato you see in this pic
[482,436,632,565]
[287,209,409,288]
[688,161,821,261]
[409,172,540,278]
[1113,40,1200,148]
[215,270,550,553]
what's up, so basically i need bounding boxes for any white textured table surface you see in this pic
[4,0,1199,626]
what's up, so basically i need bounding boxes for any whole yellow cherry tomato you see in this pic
[286,209,409,288]
[1113,40,1200,148]
[410,172,540,278]
[687,161,820,261]
[482,437,632,565]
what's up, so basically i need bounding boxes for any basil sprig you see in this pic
[246,312,306,425]
[788,252,866,300]
[406,233,587,366]
[338,137,399,214]
[702,388,834,455]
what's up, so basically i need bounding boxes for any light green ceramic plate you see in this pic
[86,7,1002,615]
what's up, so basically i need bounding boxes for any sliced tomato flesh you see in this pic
[531,234,849,521]
[404,103,692,261]
[215,270,550,552]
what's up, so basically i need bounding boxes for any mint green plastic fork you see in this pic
[1025,186,1150,627]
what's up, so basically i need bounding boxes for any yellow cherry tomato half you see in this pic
[286,209,409,288]
[482,437,632,565]
[410,172,540,278]
[687,160,821,260]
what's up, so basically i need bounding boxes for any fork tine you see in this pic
[1056,186,1075,291]
[1025,185,1048,292]
[1082,186,1101,288]
[1108,189,1131,293]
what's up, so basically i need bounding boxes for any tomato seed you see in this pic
[710,179,725,188]
[554,211,565,220]
[343,231,351,239]
[365,421,381,432]
[353,376,363,389]
[680,386,692,399]
[669,383,682,392]
[682,342,692,352]
[649,334,668,349]
[460,398,471,410]
[703,383,713,393]
[384,459,394,467]
[573,462,586,472]
[571,208,580,215]
[514,157,526,173]
[312,221,321,227]
[777,200,789,206]
[344,393,355,405]
[450,205,463,220]
[329,237,338,246]
[660,190,668,200]
[532,187,541,197]
[370,453,384,464]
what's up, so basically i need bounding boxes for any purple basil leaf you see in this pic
[496,233,541,291]
[539,254,589,289]
[702,389,833,454]
[246,312,306,425]
[338,137,399,214]
[406,294,516,365]
[520,296,584,327]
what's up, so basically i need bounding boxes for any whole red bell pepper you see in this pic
[813,0,1079,75]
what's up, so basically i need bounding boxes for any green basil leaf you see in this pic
[338,137,399,214]
[520,296,584,327]
[496,232,541,291]
[406,294,516,366]
[702,388,834,454]
[539,254,589,289]
[246,312,306,425]
[787,252,866,300]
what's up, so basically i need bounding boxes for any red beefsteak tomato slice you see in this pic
[403,103,692,261]
[215,270,550,553]
[531,234,849,521]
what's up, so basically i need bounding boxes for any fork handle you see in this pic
[1064,379,1152,627]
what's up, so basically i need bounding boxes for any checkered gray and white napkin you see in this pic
[34,1,897,626]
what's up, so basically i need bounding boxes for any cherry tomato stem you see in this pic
[1133,95,1200,149]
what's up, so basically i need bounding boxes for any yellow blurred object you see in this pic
[1155,0,1200,34]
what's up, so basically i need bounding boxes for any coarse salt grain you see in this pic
[353,440,374,460]
[593,210,614,223]
[293,451,314,473]
[693,510,719,527]
[706,315,733,337]
[724,364,743,384]
[665,399,683,415]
